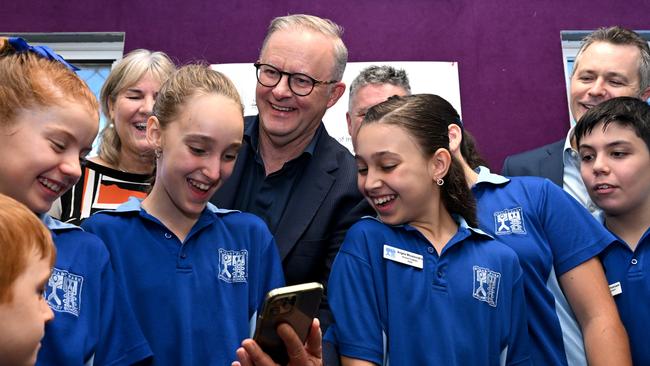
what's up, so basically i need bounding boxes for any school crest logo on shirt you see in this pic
[218,249,248,283]
[44,268,84,316]
[493,207,526,235]
[472,266,500,307]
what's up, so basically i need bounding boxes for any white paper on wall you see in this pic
[211,61,461,153]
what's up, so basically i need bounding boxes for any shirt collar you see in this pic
[39,213,81,232]
[563,125,576,154]
[474,165,509,186]
[366,213,492,240]
[114,196,238,215]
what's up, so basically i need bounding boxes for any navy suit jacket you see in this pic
[501,139,564,187]
[211,116,372,325]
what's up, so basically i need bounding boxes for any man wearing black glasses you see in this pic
[212,13,370,336]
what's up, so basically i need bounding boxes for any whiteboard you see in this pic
[212,61,461,153]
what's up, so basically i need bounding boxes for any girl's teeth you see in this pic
[373,195,395,205]
[39,177,61,192]
[189,179,210,191]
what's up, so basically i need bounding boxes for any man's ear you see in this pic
[641,86,650,101]
[346,112,353,137]
[326,82,346,109]
[147,115,162,148]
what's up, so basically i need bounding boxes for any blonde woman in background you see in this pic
[54,49,175,224]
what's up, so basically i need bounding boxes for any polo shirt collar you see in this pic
[475,165,509,186]
[366,214,493,242]
[115,196,237,215]
[39,213,82,232]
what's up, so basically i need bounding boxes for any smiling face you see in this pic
[0,251,54,366]
[0,102,98,213]
[147,93,243,219]
[579,121,650,218]
[347,83,409,146]
[355,123,440,226]
[109,73,162,158]
[255,28,345,147]
[570,42,647,122]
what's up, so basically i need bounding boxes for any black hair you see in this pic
[574,96,650,151]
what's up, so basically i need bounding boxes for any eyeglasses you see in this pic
[254,62,338,97]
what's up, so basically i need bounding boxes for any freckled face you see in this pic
[0,102,98,213]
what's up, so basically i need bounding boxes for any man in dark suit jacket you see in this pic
[502,26,650,213]
[502,140,564,186]
[211,15,371,333]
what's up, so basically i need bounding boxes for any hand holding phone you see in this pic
[232,319,323,366]
[253,282,323,364]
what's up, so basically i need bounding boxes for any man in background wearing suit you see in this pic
[502,26,650,216]
[211,14,370,331]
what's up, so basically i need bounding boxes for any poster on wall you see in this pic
[212,61,461,153]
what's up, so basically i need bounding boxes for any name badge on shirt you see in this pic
[609,282,622,297]
[383,245,423,269]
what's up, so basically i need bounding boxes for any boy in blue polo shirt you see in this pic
[447,100,630,365]
[327,94,531,365]
[575,96,650,365]
[82,65,285,366]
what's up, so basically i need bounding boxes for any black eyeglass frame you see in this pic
[254,62,339,97]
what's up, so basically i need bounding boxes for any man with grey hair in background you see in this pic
[346,65,411,147]
[212,14,371,363]
[502,26,650,217]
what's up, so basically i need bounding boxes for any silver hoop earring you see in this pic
[436,178,444,186]
[154,148,162,159]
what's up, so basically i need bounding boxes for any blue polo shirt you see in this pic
[326,216,531,365]
[38,215,152,366]
[81,198,285,366]
[600,227,650,365]
[476,167,615,366]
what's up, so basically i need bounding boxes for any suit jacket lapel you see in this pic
[540,141,564,186]
[274,131,337,260]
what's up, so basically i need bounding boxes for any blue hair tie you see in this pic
[7,37,80,71]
